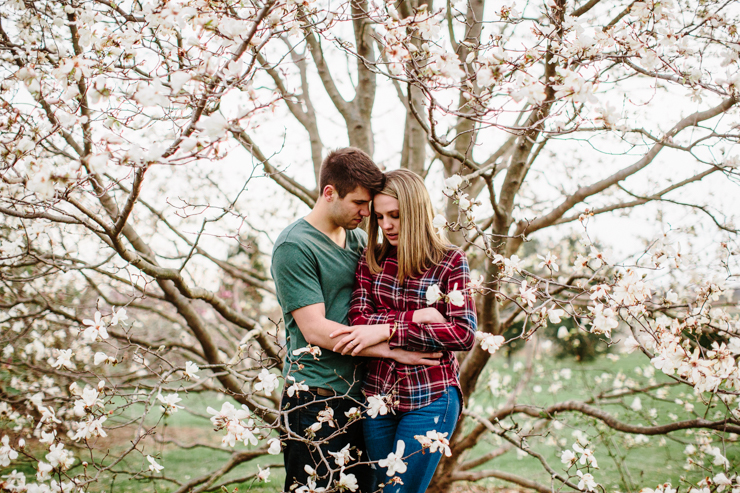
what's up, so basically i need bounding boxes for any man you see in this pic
[271,148,441,493]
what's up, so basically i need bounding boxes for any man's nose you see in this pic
[359,204,370,217]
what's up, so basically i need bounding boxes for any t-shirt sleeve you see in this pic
[272,242,325,313]
[354,228,368,250]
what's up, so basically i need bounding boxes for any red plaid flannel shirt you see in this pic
[349,247,477,412]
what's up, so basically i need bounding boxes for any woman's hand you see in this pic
[412,307,447,324]
[330,324,390,356]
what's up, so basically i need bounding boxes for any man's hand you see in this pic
[390,349,443,366]
[412,307,447,324]
[330,324,390,356]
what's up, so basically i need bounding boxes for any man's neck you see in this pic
[305,207,346,248]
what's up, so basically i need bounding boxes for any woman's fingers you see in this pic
[350,340,366,356]
[430,308,447,323]
[332,334,356,353]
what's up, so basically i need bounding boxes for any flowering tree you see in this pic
[1,0,740,491]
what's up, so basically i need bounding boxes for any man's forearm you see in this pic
[301,318,390,353]
[356,342,392,358]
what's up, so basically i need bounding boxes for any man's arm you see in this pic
[292,303,441,365]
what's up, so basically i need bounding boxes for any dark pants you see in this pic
[281,390,375,493]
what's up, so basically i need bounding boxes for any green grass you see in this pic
[459,350,738,491]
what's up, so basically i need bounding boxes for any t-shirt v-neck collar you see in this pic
[301,218,352,250]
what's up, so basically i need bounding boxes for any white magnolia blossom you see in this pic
[492,254,522,277]
[316,408,335,426]
[73,385,104,416]
[519,280,537,308]
[511,75,546,103]
[467,275,485,292]
[254,369,279,396]
[378,440,407,476]
[366,394,390,418]
[548,308,566,324]
[426,284,443,305]
[573,443,598,468]
[1,470,26,492]
[184,361,200,380]
[81,311,108,341]
[443,175,464,195]
[157,392,184,415]
[328,443,353,467]
[71,416,107,441]
[93,352,115,365]
[448,283,465,307]
[147,455,163,473]
[0,436,18,467]
[197,113,229,140]
[589,304,619,337]
[37,405,62,429]
[110,308,128,326]
[36,461,53,482]
[561,449,577,466]
[415,431,452,456]
[577,471,598,492]
[45,443,74,470]
[267,438,282,455]
[206,402,259,447]
[293,345,322,359]
[49,349,74,371]
[713,473,734,492]
[39,431,56,445]
[257,465,270,482]
[296,477,326,493]
[286,376,309,397]
[477,333,506,355]
[458,193,471,211]
[552,67,597,104]
[433,214,447,233]
[537,251,559,272]
[336,471,358,492]
[624,335,641,353]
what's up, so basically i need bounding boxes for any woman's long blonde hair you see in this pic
[366,169,450,283]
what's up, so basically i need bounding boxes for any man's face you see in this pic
[328,186,372,230]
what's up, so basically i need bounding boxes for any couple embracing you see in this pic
[271,147,477,493]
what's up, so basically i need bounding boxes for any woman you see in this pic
[331,169,477,493]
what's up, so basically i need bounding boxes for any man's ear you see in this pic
[322,185,336,202]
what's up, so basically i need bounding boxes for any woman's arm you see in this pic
[341,253,444,358]
[389,249,477,353]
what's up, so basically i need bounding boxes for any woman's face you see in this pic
[374,194,400,246]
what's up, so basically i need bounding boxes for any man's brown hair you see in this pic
[319,147,385,198]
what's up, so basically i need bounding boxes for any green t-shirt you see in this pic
[271,219,367,396]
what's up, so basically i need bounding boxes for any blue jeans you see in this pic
[281,390,374,493]
[363,388,461,493]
